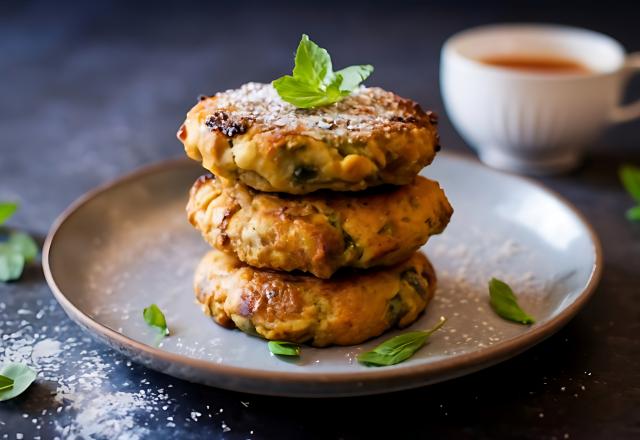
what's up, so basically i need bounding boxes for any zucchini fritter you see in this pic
[194,249,436,347]
[178,82,440,194]
[187,174,452,278]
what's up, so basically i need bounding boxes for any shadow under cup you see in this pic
[440,24,638,175]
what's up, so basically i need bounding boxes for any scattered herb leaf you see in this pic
[489,278,535,325]
[8,232,38,263]
[0,202,38,282]
[620,165,640,202]
[0,202,17,225]
[272,34,373,108]
[627,205,640,221]
[357,317,447,367]
[268,341,301,357]
[620,165,640,222]
[0,375,13,392]
[143,304,169,336]
[0,244,25,282]
[0,363,37,401]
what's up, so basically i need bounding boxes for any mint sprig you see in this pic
[272,34,373,109]
[8,232,38,263]
[0,245,25,282]
[0,203,17,225]
[620,164,640,221]
[0,202,38,282]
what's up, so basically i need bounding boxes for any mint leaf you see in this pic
[272,34,373,108]
[0,244,25,282]
[0,202,17,225]
[272,74,348,109]
[0,375,13,392]
[8,232,38,263]
[335,65,374,91]
[293,34,332,87]
[620,165,640,202]
[0,202,37,281]
[268,341,301,357]
[358,317,446,367]
[620,165,640,222]
[325,73,350,98]
[627,205,640,221]
[489,278,535,325]
[143,304,169,336]
[272,76,332,108]
[0,363,37,401]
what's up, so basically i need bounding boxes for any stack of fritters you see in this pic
[178,82,453,347]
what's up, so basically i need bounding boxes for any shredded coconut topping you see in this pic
[200,82,436,135]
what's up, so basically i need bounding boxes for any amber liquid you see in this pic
[480,55,592,74]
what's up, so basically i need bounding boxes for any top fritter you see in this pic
[177,82,440,194]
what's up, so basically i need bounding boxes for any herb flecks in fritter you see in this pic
[178,83,440,194]
[194,249,437,347]
[187,175,452,278]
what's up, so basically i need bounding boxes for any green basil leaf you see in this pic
[273,34,373,108]
[268,341,301,357]
[0,363,37,401]
[0,244,25,282]
[358,317,446,367]
[143,304,169,336]
[626,205,640,221]
[325,73,350,99]
[292,34,333,87]
[358,331,428,366]
[620,164,640,203]
[335,65,374,91]
[0,202,18,225]
[0,374,14,392]
[489,278,535,325]
[8,232,38,263]
[272,76,334,109]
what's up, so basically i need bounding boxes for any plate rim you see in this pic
[43,153,604,394]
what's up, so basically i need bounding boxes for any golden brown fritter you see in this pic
[194,249,437,347]
[187,174,452,278]
[177,82,440,194]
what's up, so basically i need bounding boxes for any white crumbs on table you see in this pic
[0,297,246,438]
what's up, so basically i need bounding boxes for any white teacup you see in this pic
[440,24,640,174]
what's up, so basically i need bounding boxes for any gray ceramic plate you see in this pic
[43,154,602,397]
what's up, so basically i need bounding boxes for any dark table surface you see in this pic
[1,0,639,438]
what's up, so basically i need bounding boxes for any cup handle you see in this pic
[611,52,640,124]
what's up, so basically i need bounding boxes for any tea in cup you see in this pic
[441,24,640,174]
